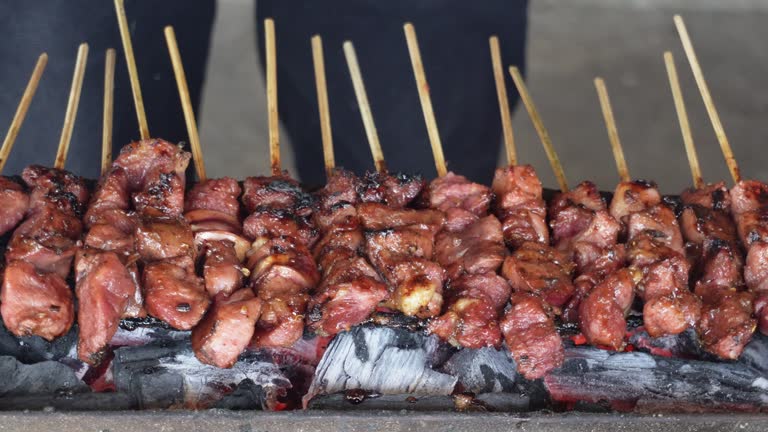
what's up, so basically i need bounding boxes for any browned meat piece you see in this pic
[696,282,755,359]
[627,204,685,255]
[74,249,136,365]
[109,140,189,218]
[135,218,195,261]
[22,165,89,215]
[609,180,662,230]
[681,181,732,212]
[307,169,391,336]
[243,209,318,247]
[84,167,131,224]
[501,292,564,380]
[242,174,313,215]
[307,255,388,336]
[491,164,544,212]
[365,227,445,317]
[579,267,640,350]
[562,244,626,323]
[246,236,320,299]
[745,241,768,292]
[83,209,137,254]
[184,209,241,234]
[0,260,74,340]
[492,165,549,248]
[143,256,210,330]
[199,239,246,297]
[435,216,505,280]
[730,180,768,246]
[679,183,755,356]
[629,246,700,337]
[6,234,78,279]
[357,171,425,208]
[112,139,189,188]
[428,273,510,349]
[425,172,492,229]
[0,176,29,236]
[501,241,575,308]
[253,293,308,348]
[316,169,361,209]
[185,177,242,216]
[358,203,445,231]
[132,171,186,218]
[191,288,262,368]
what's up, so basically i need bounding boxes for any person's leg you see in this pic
[0,0,215,178]
[256,0,528,186]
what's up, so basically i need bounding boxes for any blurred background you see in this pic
[3,0,768,194]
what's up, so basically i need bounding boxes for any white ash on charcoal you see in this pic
[441,347,517,394]
[111,340,292,410]
[304,326,457,408]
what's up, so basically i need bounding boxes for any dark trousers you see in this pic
[0,0,215,179]
[1,0,527,185]
[256,0,529,186]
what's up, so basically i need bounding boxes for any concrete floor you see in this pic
[198,0,768,194]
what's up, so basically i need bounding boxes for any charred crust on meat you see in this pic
[176,303,192,313]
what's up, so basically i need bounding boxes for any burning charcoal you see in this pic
[304,326,457,407]
[0,356,88,397]
[628,327,704,359]
[212,379,269,410]
[441,347,517,393]
[544,346,768,411]
[0,321,77,363]
[112,340,291,410]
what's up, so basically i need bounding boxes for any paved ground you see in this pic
[198,0,768,194]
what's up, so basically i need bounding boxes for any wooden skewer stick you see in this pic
[312,35,335,177]
[403,23,447,177]
[594,77,630,183]
[114,0,150,140]
[674,14,740,183]
[165,26,206,181]
[664,51,703,189]
[489,36,516,166]
[343,41,386,173]
[102,49,116,175]
[264,18,281,176]
[508,66,569,192]
[0,53,48,175]
[55,43,89,170]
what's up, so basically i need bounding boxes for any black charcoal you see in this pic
[0,356,87,397]
[442,347,518,393]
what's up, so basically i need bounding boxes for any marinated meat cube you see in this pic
[191,288,262,368]
[501,292,564,380]
[75,249,136,365]
[0,260,74,340]
[501,241,575,308]
[142,256,210,330]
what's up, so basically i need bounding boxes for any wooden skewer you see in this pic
[312,35,335,177]
[664,51,703,189]
[489,36,516,166]
[674,14,740,183]
[403,23,447,177]
[264,18,281,176]
[165,26,206,181]
[114,0,150,140]
[508,66,569,192]
[594,77,630,183]
[0,53,48,175]
[342,41,387,173]
[55,43,89,170]
[102,49,116,175]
